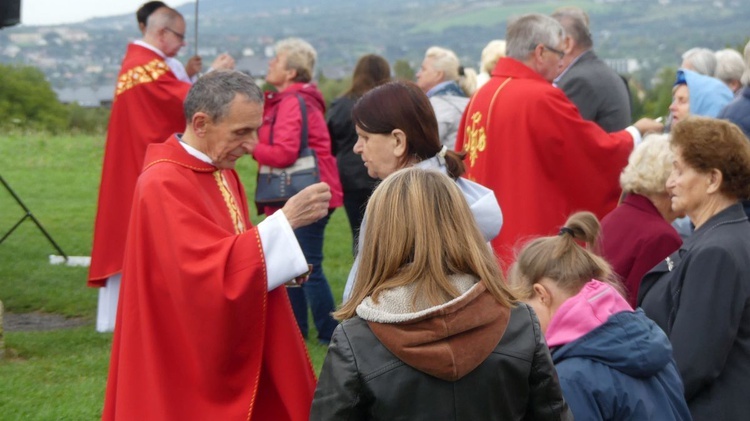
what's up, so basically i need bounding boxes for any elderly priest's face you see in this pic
[203,95,263,169]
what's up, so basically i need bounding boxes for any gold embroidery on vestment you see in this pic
[462,78,512,168]
[213,171,245,234]
[114,58,170,98]
[465,112,487,167]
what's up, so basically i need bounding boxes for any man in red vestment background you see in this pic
[103,70,329,420]
[456,13,662,267]
[89,6,233,332]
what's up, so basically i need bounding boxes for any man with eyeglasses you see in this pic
[136,1,234,84]
[552,7,632,132]
[89,6,198,332]
[456,13,663,267]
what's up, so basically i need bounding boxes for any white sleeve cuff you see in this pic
[257,211,309,291]
[625,126,642,147]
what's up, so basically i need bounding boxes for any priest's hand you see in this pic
[633,118,664,136]
[283,182,332,229]
[186,56,202,78]
[210,53,235,71]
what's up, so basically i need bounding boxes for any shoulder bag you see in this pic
[255,93,321,208]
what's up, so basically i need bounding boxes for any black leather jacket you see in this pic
[310,303,572,421]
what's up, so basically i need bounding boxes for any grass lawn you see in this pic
[0,132,353,419]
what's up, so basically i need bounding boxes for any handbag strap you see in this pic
[269,93,309,158]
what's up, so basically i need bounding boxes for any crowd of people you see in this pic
[89,1,750,420]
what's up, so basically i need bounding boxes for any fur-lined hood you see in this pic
[356,274,511,381]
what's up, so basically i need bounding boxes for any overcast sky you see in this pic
[20,0,190,26]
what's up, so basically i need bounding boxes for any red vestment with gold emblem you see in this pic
[102,136,316,420]
[88,43,190,287]
[456,58,634,267]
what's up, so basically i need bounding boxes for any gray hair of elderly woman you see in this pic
[183,70,263,122]
[619,133,673,196]
[715,49,745,88]
[274,37,317,83]
[551,6,592,50]
[505,14,565,61]
[682,47,717,77]
[424,46,461,81]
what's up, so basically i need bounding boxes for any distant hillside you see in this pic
[2,0,747,90]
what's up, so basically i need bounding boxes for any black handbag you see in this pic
[255,93,321,208]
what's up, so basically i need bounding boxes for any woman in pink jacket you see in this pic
[254,37,343,343]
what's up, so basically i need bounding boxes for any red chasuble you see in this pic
[88,43,190,287]
[456,58,634,267]
[102,136,316,420]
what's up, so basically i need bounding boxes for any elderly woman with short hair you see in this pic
[253,37,343,343]
[599,134,683,307]
[639,116,750,421]
[415,46,475,149]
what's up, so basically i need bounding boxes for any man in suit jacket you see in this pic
[552,7,631,132]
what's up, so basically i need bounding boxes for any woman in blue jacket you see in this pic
[510,211,691,421]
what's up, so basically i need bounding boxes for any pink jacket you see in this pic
[545,280,632,348]
[254,82,343,215]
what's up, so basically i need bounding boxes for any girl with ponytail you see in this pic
[510,211,690,421]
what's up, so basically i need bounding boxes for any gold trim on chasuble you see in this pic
[463,78,512,168]
[114,58,171,98]
[213,171,245,234]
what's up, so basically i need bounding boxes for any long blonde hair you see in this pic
[510,212,621,300]
[334,168,514,320]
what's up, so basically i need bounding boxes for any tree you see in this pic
[318,76,350,107]
[0,64,68,132]
[393,59,415,82]
[639,67,677,122]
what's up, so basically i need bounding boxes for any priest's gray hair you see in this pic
[183,70,263,122]
[145,6,181,34]
[506,14,565,61]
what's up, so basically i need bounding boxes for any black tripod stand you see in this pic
[0,174,68,260]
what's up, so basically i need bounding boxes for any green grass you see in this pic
[0,132,353,419]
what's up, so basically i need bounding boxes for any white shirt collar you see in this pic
[553,49,591,85]
[133,40,166,58]
[176,134,214,165]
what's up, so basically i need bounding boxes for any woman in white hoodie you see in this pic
[341,80,502,301]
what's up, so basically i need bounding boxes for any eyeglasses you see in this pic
[165,27,185,41]
[543,45,565,59]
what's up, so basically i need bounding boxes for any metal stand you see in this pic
[0,174,68,260]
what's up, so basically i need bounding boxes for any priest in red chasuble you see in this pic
[456,13,663,267]
[102,70,326,420]
[89,7,192,332]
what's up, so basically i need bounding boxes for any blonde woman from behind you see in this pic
[312,167,571,421]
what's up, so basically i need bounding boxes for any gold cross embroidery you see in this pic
[461,77,512,168]
[465,112,487,168]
